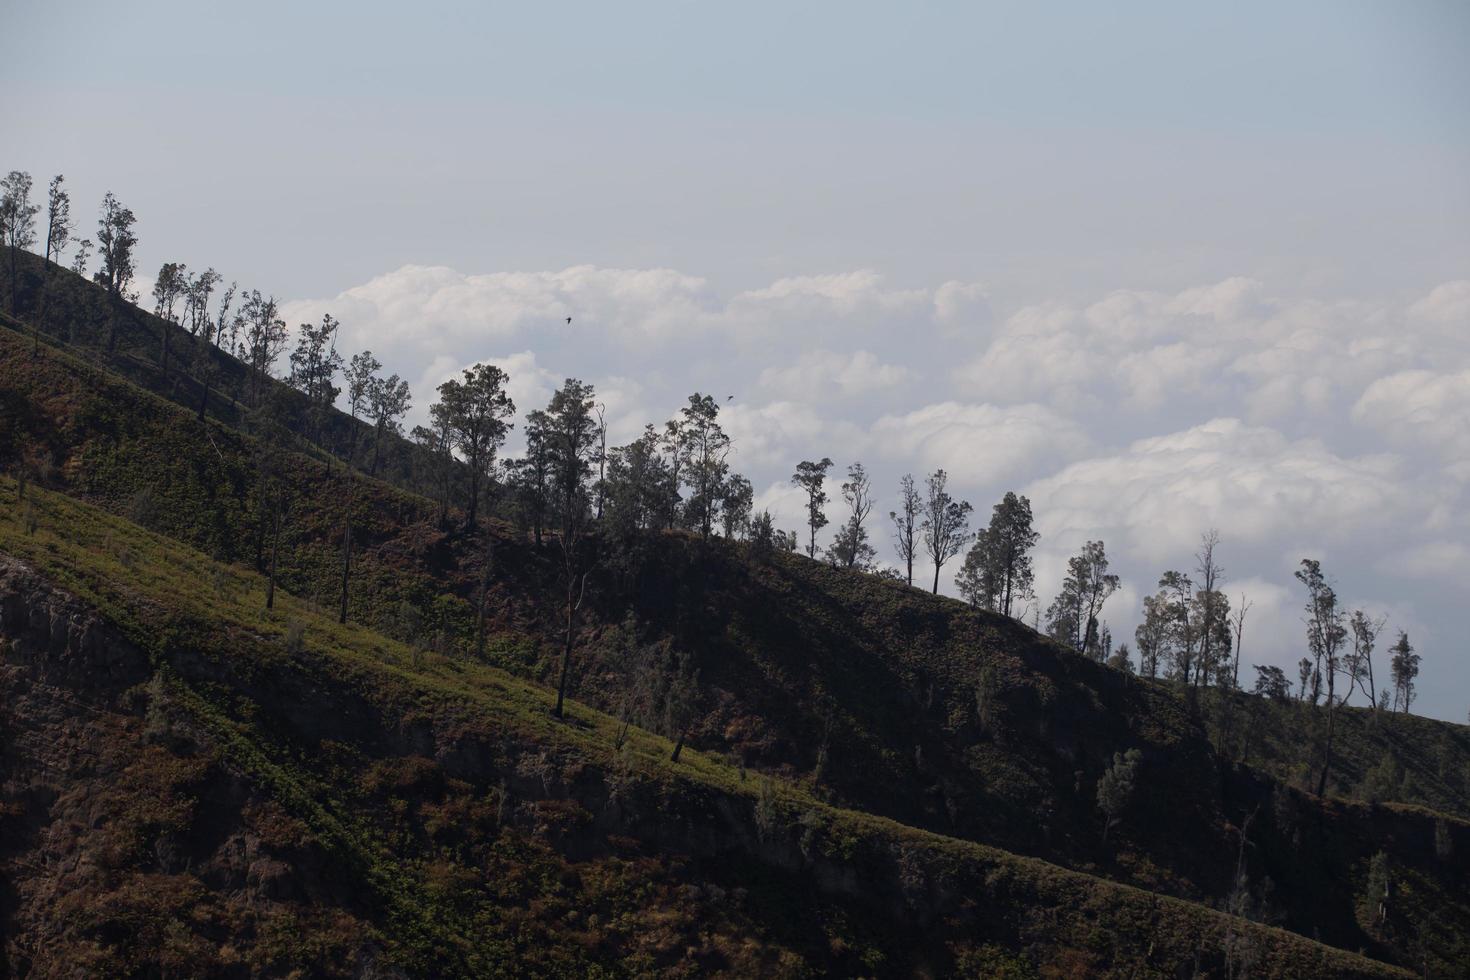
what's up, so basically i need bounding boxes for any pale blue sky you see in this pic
[5,2,1470,719]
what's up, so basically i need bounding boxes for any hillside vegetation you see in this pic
[1,270,1469,976]
[0,477,1420,978]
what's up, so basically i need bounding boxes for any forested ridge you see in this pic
[1,173,1468,977]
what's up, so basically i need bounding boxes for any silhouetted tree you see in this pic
[1134,592,1169,679]
[416,407,455,524]
[660,416,684,529]
[534,379,601,720]
[604,424,674,539]
[1107,643,1134,673]
[749,510,777,560]
[183,267,221,339]
[792,457,833,559]
[1047,541,1119,657]
[43,174,70,267]
[37,174,71,344]
[958,491,1038,615]
[69,238,91,277]
[344,349,381,454]
[513,414,553,545]
[1253,665,1292,702]
[197,282,236,421]
[1346,610,1385,718]
[95,192,138,350]
[288,314,343,443]
[889,473,921,586]
[721,473,754,539]
[829,461,875,569]
[1,171,38,313]
[151,261,187,376]
[434,363,514,529]
[367,373,411,475]
[237,290,288,407]
[1295,559,1347,796]
[1389,632,1419,714]
[1232,593,1253,689]
[679,393,732,542]
[1194,531,1227,686]
[921,469,972,594]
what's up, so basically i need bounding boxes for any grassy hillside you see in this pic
[1,249,433,489]
[0,477,1421,978]
[3,303,1470,975]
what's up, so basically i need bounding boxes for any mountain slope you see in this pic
[2,289,1469,974]
[0,478,1416,978]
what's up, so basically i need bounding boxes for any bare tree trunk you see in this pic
[475,534,494,659]
[553,568,588,719]
[466,466,480,529]
[338,514,352,625]
[198,364,212,421]
[266,506,280,609]
[555,579,574,718]
[1316,703,1337,798]
[671,730,688,763]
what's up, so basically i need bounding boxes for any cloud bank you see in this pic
[282,266,1470,720]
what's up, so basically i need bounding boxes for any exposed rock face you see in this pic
[0,556,151,694]
[0,559,373,977]
[0,555,1420,979]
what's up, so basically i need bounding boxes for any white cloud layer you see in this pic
[279,266,1470,719]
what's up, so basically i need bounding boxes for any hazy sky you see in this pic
[5,1,1469,719]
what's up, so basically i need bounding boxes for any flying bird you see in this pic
[565,317,572,324]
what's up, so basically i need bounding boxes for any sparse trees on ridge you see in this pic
[5,172,1450,733]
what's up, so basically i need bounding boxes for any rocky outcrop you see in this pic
[0,555,151,695]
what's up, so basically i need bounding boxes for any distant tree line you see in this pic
[1,167,1436,744]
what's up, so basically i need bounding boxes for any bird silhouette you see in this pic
[565,317,572,324]
[726,395,734,401]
